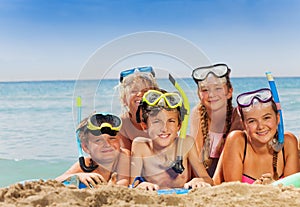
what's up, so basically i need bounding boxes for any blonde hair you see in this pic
[118,72,158,110]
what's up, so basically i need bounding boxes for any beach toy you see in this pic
[76,96,98,172]
[265,72,284,152]
[62,175,88,189]
[168,74,190,174]
[271,172,300,188]
[157,188,189,195]
[130,176,190,194]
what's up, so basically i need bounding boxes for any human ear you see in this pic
[81,141,91,154]
[177,122,182,131]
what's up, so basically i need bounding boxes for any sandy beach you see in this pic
[1,180,300,207]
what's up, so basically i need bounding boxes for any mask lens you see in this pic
[87,113,122,135]
[120,66,155,82]
[237,88,273,107]
[144,90,163,105]
[192,64,229,81]
[164,93,182,108]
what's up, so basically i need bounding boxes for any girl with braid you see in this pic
[214,88,299,184]
[190,63,243,177]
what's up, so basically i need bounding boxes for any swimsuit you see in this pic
[241,134,285,184]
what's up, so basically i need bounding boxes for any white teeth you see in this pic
[257,131,268,136]
[159,134,169,138]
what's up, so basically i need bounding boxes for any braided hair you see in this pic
[201,74,233,169]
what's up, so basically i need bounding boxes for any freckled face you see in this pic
[198,82,231,112]
[147,109,181,149]
[242,103,279,144]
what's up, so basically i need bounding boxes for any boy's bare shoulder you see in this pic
[132,137,153,155]
[133,137,152,143]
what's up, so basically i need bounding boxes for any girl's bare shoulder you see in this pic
[284,132,298,148]
[225,130,246,148]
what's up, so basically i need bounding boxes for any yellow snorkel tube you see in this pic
[76,96,98,172]
[168,74,190,174]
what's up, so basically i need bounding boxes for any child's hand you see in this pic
[136,181,159,191]
[108,172,118,185]
[254,173,274,185]
[184,178,211,189]
[77,172,106,188]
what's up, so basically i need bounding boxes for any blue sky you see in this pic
[1,0,300,81]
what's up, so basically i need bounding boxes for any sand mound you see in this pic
[1,179,300,207]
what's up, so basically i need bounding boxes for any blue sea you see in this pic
[1,77,300,187]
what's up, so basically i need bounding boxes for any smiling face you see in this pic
[146,108,181,150]
[242,102,279,145]
[197,75,232,112]
[83,132,120,164]
[120,72,158,114]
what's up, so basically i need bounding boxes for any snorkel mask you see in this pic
[136,89,183,123]
[236,88,274,115]
[192,63,231,84]
[86,113,122,136]
[119,66,155,83]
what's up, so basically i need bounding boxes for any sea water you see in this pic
[0,77,300,187]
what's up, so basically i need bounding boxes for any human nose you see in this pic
[256,120,264,130]
[102,138,111,147]
[207,89,215,97]
[159,121,168,132]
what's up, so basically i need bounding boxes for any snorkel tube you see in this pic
[168,74,190,174]
[265,72,284,152]
[76,96,98,172]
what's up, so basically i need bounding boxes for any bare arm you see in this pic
[130,138,149,184]
[116,149,131,186]
[185,136,213,186]
[283,132,300,176]
[213,151,225,185]
[55,162,82,182]
[222,131,245,182]
[55,160,106,188]
[190,105,204,156]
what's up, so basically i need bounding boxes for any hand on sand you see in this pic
[254,173,275,185]
[108,172,118,185]
[136,182,159,191]
[184,178,211,189]
[77,172,106,188]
